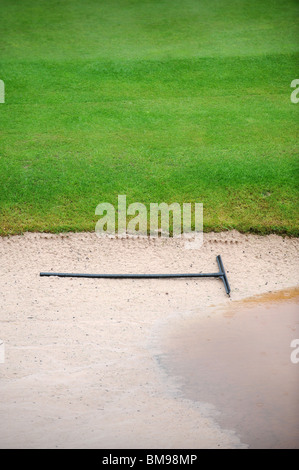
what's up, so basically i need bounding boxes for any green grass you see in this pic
[0,0,298,236]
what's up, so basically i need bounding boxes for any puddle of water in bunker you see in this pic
[158,288,299,449]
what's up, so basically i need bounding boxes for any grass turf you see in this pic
[0,0,298,236]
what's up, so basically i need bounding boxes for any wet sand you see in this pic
[157,288,299,449]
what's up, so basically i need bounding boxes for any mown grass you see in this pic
[0,0,298,236]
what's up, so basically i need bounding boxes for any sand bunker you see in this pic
[0,231,298,448]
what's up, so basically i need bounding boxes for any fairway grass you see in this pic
[0,0,298,236]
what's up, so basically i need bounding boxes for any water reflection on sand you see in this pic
[159,288,299,449]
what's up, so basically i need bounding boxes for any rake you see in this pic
[40,254,231,296]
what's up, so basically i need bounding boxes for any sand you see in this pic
[156,288,299,449]
[0,230,298,449]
